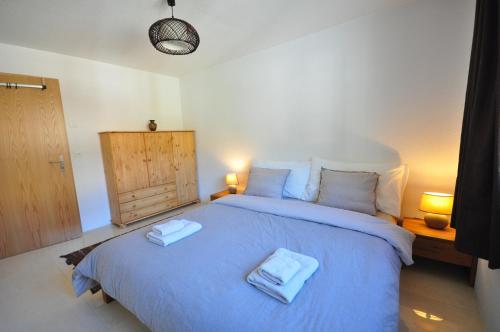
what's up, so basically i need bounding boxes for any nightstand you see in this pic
[209,189,242,201]
[403,218,478,286]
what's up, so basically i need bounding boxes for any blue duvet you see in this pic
[73,195,414,332]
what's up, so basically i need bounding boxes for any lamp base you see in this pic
[228,186,237,194]
[424,213,449,229]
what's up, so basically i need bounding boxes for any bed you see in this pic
[73,194,414,332]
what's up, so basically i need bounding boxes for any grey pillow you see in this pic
[244,167,291,199]
[317,168,379,215]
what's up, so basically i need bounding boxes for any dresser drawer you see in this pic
[119,191,178,213]
[120,199,179,224]
[413,237,473,267]
[118,183,177,203]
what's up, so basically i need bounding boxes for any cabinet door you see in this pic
[144,132,176,187]
[109,133,149,193]
[172,132,198,204]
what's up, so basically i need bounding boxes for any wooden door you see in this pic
[108,133,149,194]
[172,132,198,204]
[144,132,176,187]
[0,73,81,258]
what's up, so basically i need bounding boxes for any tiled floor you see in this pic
[0,207,484,332]
[399,258,484,332]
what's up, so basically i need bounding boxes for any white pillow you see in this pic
[305,157,409,217]
[252,160,311,200]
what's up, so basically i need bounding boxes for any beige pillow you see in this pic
[244,167,291,199]
[317,168,379,216]
[305,158,408,217]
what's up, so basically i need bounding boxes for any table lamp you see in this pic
[419,192,454,229]
[226,173,238,194]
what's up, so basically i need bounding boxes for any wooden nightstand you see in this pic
[403,218,478,286]
[209,189,242,201]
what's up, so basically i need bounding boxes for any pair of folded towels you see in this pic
[247,248,319,304]
[147,219,202,247]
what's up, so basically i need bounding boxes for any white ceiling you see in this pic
[0,0,412,77]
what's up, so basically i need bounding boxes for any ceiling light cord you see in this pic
[167,0,176,18]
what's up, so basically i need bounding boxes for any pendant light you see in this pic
[148,0,200,55]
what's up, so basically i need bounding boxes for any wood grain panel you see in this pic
[99,131,195,134]
[99,131,198,227]
[403,218,477,286]
[0,72,81,258]
[403,219,456,241]
[99,133,121,225]
[144,132,176,186]
[118,183,177,203]
[413,237,474,267]
[119,191,177,213]
[120,200,179,224]
[108,133,149,194]
[172,132,199,204]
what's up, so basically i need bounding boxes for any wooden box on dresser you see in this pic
[99,131,199,227]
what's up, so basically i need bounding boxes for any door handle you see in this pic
[49,154,65,173]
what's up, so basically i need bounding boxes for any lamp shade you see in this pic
[149,17,200,55]
[148,0,200,55]
[419,192,454,215]
[226,173,239,186]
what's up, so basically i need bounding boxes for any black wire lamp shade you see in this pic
[149,0,200,55]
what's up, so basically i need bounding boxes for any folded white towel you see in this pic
[147,221,202,247]
[258,253,301,285]
[247,248,319,304]
[152,219,186,236]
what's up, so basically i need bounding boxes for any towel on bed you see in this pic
[147,221,202,247]
[258,251,301,285]
[247,248,319,304]
[152,219,186,236]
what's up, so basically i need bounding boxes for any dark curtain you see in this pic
[451,0,499,269]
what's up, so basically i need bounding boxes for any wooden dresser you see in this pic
[99,131,199,227]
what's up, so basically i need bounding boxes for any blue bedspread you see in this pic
[73,195,414,332]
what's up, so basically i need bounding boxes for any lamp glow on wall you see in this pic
[419,192,454,229]
[226,173,239,194]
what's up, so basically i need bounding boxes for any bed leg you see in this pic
[102,291,115,304]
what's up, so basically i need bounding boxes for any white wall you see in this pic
[180,0,475,218]
[476,260,500,332]
[0,43,183,231]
